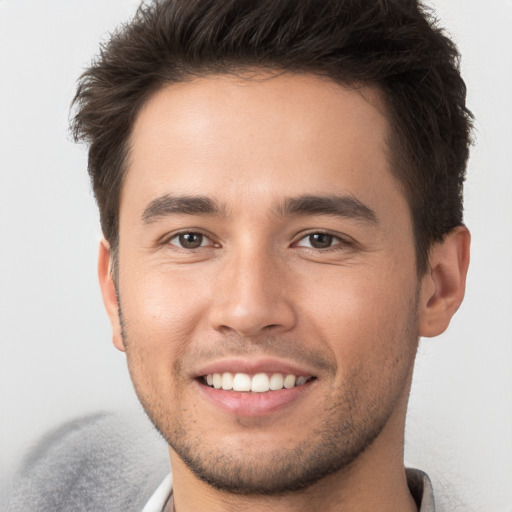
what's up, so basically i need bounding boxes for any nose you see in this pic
[208,247,297,337]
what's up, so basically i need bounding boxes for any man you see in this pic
[5,0,473,510]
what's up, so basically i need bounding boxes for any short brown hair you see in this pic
[71,0,473,273]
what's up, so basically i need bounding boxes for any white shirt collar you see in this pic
[142,473,173,512]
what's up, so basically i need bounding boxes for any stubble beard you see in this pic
[118,300,419,496]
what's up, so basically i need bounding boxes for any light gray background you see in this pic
[1,1,511,510]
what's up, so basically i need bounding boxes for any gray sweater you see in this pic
[3,411,170,512]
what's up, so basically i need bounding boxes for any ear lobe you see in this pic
[418,226,471,338]
[98,239,125,352]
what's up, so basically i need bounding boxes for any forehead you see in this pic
[123,72,402,219]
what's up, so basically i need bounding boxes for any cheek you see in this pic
[121,264,210,331]
[118,265,214,386]
[300,269,419,423]
[296,264,419,369]
[119,273,205,409]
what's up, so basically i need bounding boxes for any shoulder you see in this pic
[3,411,169,512]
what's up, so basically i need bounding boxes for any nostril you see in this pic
[208,293,297,337]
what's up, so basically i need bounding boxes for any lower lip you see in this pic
[196,380,314,417]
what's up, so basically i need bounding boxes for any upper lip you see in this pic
[193,358,317,378]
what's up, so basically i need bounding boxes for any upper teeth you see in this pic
[204,372,311,392]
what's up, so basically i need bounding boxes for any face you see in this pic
[109,73,422,493]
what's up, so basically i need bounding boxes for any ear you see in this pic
[418,226,471,338]
[98,239,125,352]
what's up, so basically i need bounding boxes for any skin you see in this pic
[99,73,470,511]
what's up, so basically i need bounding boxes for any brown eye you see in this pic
[296,232,343,249]
[308,233,334,248]
[169,232,208,249]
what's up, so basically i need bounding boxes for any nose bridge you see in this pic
[209,239,296,336]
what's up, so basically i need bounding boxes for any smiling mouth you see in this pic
[200,372,315,393]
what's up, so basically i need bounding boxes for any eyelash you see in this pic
[292,231,353,251]
[164,230,352,252]
[165,230,218,250]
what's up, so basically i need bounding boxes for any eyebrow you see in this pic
[142,194,225,223]
[141,193,377,224]
[279,194,378,223]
